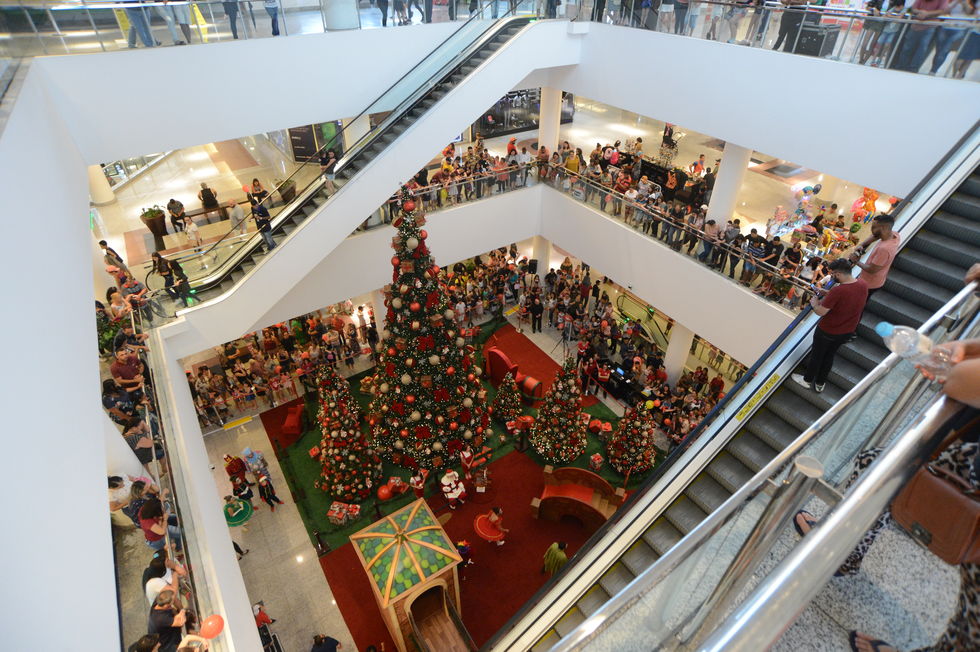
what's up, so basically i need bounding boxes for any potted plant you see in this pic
[276,177,297,203]
[139,205,168,250]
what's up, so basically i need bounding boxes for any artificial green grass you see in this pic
[276,316,657,551]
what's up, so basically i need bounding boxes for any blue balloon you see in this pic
[813,183,822,195]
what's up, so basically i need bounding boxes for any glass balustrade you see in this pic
[574,0,979,81]
[556,282,979,650]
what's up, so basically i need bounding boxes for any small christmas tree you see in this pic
[607,403,658,476]
[315,367,382,502]
[492,372,523,424]
[529,357,587,464]
[366,199,491,471]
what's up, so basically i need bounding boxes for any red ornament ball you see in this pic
[400,428,409,437]
[449,421,459,431]
[402,200,416,212]
[420,230,428,239]
[467,373,475,382]
[377,485,392,501]
[410,302,421,312]
[446,367,456,376]
[388,347,397,356]
[391,256,400,266]
[406,395,416,404]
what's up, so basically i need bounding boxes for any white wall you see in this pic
[0,67,119,650]
[255,187,544,325]
[161,20,582,360]
[539,189,793,364]
[33,21,459,162]
[531,24,980,197]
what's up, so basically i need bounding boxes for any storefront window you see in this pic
[473,89,575,140]
[101,153,166,187]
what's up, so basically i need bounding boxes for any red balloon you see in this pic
[402,200,416,212]
[200,614,225,639]
[377,484,393,501]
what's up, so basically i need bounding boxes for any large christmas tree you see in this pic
[529,357,587,464]
[314,366,382,502]
[366,200,491,471]
[491,372,523,424]
[606,403,658,475]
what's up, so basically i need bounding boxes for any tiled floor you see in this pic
[204,417,356,652]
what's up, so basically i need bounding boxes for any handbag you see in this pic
[891,414,980,565]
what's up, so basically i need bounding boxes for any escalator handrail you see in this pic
[179,9,533,296]
[482,303,816,649]
[551,280,979,651]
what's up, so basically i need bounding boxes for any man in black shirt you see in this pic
[311,634,342,652]
[529,297,544,333]
[147,590,186,651]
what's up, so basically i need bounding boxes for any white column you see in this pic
[88,164,115,206]
[706,142,753,225]
[663,323,695,385]
[531,235,552,274]
[322,0,361,31]
[341,114,372,152]
[371,288,388,338]
[104,413,145,478]
[537,87,563,154]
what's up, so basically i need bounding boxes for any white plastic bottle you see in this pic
[874,322,952,381]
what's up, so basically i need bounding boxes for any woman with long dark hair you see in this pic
[151,252,190,308]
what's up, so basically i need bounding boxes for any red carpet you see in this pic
[257,397,306,450]
[483,323,598,407]
[318,451,594,648]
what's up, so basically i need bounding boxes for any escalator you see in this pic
[183,10,534,304]
[529,167,980,649]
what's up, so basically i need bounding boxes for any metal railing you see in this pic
[553,279,979,649]
[573,0,980,80]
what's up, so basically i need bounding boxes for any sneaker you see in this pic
[815,383,825,393]
[791,373,809,389]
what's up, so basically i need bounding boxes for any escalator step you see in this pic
[867,290,933,328]
[598,563,635,596]
[960,174,980,197]
[838,336,889,372]
[686,474,731,514]
[883,268,954,313]
[942,191,980,221]
[892,249,967,292]
[706,452,755,493]
[576,584,611,617]
[642,518,683,555]
[665,496,708,535]
[744,407,801,453]
[926,210,980,245]
[909,230,979,269]
[553,607,586,638]
[620,539,658,577]
[726,432,777,473]
[828,356,868,390]
[765,389,824,433]
[530,630,560,651]
[782,371,845,412]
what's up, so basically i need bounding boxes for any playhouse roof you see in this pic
[350,499,461,607]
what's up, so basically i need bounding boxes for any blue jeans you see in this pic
[266,6,280,36]
[146,519,182,550]
[260,230,276,251]
[698,242,714,262]
[223,2,240,39]
[931,26,965,73]
[125,7,155,48]
[896,27,936,72]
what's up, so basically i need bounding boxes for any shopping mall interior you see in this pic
[3,2,980,652]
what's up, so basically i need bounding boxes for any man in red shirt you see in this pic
[792,259,868,393]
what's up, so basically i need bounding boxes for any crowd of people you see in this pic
[188,305,380,429]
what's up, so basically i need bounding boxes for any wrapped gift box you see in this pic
[327,501,357,525]
[590,453,604,472]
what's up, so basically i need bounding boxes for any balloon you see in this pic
[812,183,822,195]
[653,400,661,407]
[200,615,225,639]
[645,400,655,410]
[377,484,392,501]
[242,185,251,193]
[664,418,672,425]
[802,186,813,194]
[601,320,608,328]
